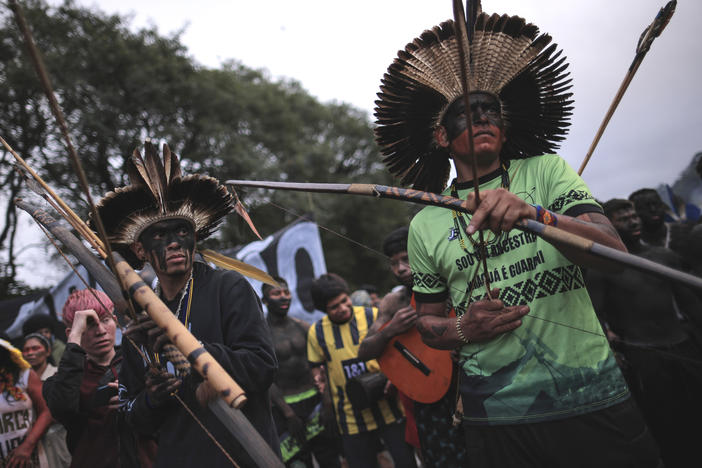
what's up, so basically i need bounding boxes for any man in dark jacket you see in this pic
[91,141,279,468]
[43,288,156,467]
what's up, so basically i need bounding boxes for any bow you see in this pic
[7,1,282,465]
[225,179,702,292]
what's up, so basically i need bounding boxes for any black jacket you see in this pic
[120,262,279,468]
[43,343,148,467]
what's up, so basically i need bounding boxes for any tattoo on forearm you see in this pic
[417,321,448,339]
[416,322,433,340]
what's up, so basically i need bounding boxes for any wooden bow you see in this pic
[225,179,702,292]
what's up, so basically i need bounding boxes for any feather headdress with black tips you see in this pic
[374,4,574,193]
[90,141,234,269]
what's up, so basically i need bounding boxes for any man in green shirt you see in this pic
[373,8,661,468]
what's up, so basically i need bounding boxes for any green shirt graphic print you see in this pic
[408,154,629,425]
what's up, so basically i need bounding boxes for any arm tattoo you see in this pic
[416,321,448,339]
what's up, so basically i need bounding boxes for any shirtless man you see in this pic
[587,199,702,468]
[264,278,340,468]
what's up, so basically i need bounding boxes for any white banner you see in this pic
[234,220,327,324]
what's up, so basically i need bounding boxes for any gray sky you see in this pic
[11,0,702,286]
[61,0,701,199]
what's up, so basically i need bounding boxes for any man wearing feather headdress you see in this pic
[89,141,280,467]
[373,5,662,467]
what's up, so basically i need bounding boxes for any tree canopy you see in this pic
[0,0,416,298]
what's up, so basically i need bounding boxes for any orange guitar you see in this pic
[377,303,454,403]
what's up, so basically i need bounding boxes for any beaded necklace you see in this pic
[155,271,194,327]
[450,161,511,255]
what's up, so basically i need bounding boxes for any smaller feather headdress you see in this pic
[91,141,234,268]
[374,10,574,193]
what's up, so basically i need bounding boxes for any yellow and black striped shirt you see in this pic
[307,306,404,435]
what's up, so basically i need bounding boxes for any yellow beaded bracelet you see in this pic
[456,315,470,344]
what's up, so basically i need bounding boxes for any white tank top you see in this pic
[0,369,48,467]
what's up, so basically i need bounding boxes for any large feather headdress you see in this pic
[374,11,574,193]
[90,141,234,268]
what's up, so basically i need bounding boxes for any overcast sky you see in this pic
[11,0,702,287]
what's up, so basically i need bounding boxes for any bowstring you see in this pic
[263,199,702,365]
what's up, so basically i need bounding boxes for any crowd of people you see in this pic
[3,5,702,468]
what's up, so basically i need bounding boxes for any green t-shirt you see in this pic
[408,154,629,425]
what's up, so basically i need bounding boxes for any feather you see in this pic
[143,141,168,213]
[92,142,234,268]
[374,10,573,191]
[200,249,279,287]
[231,189,262,240]
[162,143,182,183]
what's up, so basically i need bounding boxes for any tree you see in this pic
[0,0,414,299]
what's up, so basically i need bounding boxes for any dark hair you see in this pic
[22,333,51,352]
[628,188,659,203]
[22,313,56,336]
[382,226,409,257]
[310,273,349,313]
[261,276,287,299]
[602,199,633,220]
[359,284,378,295]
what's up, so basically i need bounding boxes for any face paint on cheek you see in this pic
[142,222,196,271]
[442,99,468,141]
[267,297,291,316]
[441,94,504,141]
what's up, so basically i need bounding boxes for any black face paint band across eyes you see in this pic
[442,93,504,141]
[141,220,196,271]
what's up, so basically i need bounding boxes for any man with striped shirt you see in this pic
[307,273,416,468]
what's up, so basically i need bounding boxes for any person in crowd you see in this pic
[373,9,661,467]
[22,334,71,468]
[22,314,66,365]
[94,141,278,468]
[359,285,381,309]
[22,334,55,381]
[586,199,702,467]
[263,277,341,468]
[358,226,466,466]
[350,289,373,308]
[0,338,52,467]
[307,273,416,468]
[43,288,155,467]
[629,188,682,250]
